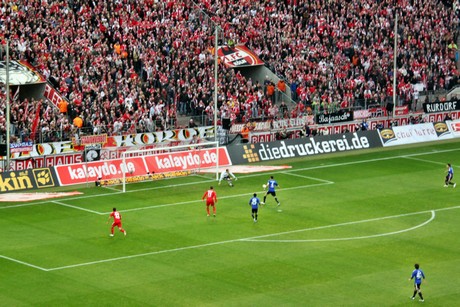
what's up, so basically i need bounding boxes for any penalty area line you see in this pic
[244,211,435,243]
[0,255,49,271]
[37,206,459,271]
[283,172,334,184]
[52,201,104,215]
[103,182,333,214]
[2,147,458,210]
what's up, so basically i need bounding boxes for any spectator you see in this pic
[266,82,275,104]
[240,123,250,143]
[188,118,198,128]
[0,0,458,144]
[279,101,289,118]
[277,79,286,101]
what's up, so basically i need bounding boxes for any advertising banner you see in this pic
[10,153,83,171]
[0,168,59,193]
[378,122,454,147]
[447,119,460,137]
[226,131,382,164]
[54,147,231,186]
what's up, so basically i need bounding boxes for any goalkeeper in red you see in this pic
[202,186,218,217]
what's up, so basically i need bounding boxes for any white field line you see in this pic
[2,147,457,211]
[0,179,215,209]
[102,182,333,214]
[1,177,332,215]
[243,211,435,242]
[1,147,458,210]
[30,206,458,271]
[101,185,120,192]
[0,254,48,271]
[283,172,334,183]
[1,148,457,270]
[52,201,104,215]
[402,156,448,166]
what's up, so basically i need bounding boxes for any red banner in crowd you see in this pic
[30,102,42,140]
[217,45,264,68]
[44,82,68,108]
[394,105,409,116]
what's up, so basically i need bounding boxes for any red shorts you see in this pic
[206,201,215,206]
[112,221,122,228]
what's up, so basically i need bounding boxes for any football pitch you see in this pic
[1,140,460,306]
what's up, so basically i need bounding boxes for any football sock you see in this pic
[412,290,417,298]
[206,207,210,215]
[419,293,423,300]
[263,197,266,203]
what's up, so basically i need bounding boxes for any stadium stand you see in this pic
[0,0,459,143]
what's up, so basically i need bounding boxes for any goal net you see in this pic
[120,141,220,192]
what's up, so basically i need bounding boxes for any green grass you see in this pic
[1,140,460,306]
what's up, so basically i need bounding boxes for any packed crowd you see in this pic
[0,0,459,143]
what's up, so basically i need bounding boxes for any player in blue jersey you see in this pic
[249,193,260,222]
[261,176,280,206]
[409,263,425,302]
[444,163,456,188]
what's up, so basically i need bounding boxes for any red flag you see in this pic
[23,100,29,122]
[30,102,42,140]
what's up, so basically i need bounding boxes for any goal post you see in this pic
[121,141,220,192]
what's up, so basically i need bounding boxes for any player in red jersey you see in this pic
[107,208,127,237]
[202,186,217,217]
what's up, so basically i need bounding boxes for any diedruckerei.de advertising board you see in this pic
[226,130,382,164]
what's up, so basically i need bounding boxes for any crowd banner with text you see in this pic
[216,45,264,68]
[315,110,354,125]
[6,127,215,160]
[423,100,460,113]
[226,131,382,164]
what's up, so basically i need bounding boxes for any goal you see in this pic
[120,141,221,192]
